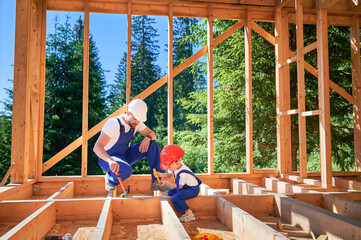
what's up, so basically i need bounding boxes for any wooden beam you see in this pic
[317,2,333,188]
[245,8,253,174]
[319,0,341,9]
[82,0,90,177]
[275,8,292,174]
[280,109,299,115]
[276,0,292,9]
[47,181,74,200]
[301,41,318,54]
[92,193,113,240]
[333,176,361,191]
[0,163,15,186]
[296,0,307,179]
[274,193,361,239]
[37,0,47,179]
[348,0,360,8]
[265,177,319,194]
[351,15,361,171]
[168,3,174,145]
[161,199,190,239]
[329,80,355,104]
[301,110,320,116]
[126,1,131,105]
[278,55,297,68]
[207,7,214,174]
[323,194,361,222]
[11,0,33,183]
[0,202,56,239]
[0,179,36,201]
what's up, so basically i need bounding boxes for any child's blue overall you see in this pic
[98,118,164,186]
[168,170,202,213]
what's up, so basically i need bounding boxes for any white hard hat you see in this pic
[128,99,148,122]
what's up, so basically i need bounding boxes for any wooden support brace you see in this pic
[92,194,113,240]
[279,109,299,115]
[161,199,190,240]
[319,0,341,9]
[46,181,74,200]
[276,0,292,9]
[301,110,320,116]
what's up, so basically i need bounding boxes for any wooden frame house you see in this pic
[1,0,361,239]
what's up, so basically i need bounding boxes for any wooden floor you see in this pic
[1,172,361,240]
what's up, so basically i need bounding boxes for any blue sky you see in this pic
[0,1,169,112]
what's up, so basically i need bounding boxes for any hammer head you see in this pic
[120,185,130,198]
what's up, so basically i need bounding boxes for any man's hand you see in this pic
[108,159,119,173]
[139,137,151,153]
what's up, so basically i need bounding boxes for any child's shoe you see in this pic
[179,212,196,223]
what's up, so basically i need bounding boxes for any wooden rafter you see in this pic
[207,6,214,174]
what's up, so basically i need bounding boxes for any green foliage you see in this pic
[44,15,107,176]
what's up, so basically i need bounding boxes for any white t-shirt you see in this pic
[102,113,146,150]
[169,163,199,187]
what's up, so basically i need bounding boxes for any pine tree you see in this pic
[44,15,107,175]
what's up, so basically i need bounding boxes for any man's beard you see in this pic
[127,120,136,129]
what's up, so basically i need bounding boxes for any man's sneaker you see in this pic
[179,213,196,223]
[150,180,172,191]
[105,174,115,191]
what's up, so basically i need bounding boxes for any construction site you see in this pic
[1,0,361,239]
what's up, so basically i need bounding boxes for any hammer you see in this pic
[115,173,130,198]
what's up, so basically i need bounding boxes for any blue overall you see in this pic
[168,170,202,213]
[98,118,164,186]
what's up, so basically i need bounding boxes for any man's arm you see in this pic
[138,127,156,153]
[93,132,119,173]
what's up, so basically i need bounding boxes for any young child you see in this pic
[156,144,202,223]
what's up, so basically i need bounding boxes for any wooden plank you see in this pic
[126,1,131,104]
[92,193,113,240]
[265,177,319,194]
[168,3,173,145]
[11,0,32,184]
[262,9,293,174]
[296,0,307,179]
[301,41,318,54]
[223,195,275,217]
[47,181,74,200]
[0,163,15,186]
[245,8,253,174]
[301,110,320,116]
[351,15,361,171]
[319,0,341,9]
[0,202,56,240]
[286,193,324,207]
[278,55,297,68]
[82,0,90,177]
[0,180,35,201]
[37,0,47,179]
[207,8,214,174]
[56,199,104,222]
[276,0,292,9]
[317,5,333,188]
[323,194,361,222]
[0,201,46,224]
[333,176,361,191]
[274,193,361,239]
[161,199,190,239]
[280,109,299,115]
[329,80,355,104]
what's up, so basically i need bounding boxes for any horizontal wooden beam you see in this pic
[0,180,36,201]
[0,202,55,239]
[301,110,320,116]
[279,109,299,115]
[47,181,74,200]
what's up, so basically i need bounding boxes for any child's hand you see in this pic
[160,180,168,186]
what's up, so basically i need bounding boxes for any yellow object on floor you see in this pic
[194,233,224,240]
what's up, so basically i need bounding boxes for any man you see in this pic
[93,99,169,191]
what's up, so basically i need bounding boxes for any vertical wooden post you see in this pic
[126,1,132,105]
[245,8,253,173]
[11,0,33,183]
[82,0,90,177]
[317,1,332,188]
[296,0,307,178]
[37,0,47,179]
[351,15,361,171]
[275,8,292,174]
[168,3,174,145]
[207,7,214,174]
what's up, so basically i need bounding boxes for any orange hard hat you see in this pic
[160,144,184,170]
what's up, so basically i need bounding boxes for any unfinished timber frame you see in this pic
[1,0,361,239]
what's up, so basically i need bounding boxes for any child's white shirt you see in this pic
[169,163,199,187]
